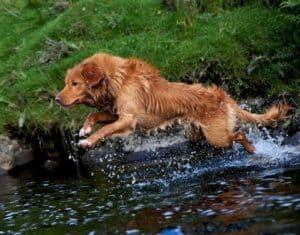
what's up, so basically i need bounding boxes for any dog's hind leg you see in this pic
[231,131,255,154]
[201,125,233,149]
[79,112,118,137]
[201,125,255,154]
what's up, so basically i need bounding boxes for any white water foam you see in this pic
[121,124,299,158]
[129,126,300,189]
[248,126,299,159]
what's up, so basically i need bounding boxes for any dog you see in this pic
[55,53,291,153]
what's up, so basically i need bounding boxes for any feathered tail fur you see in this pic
[237,103,292,127]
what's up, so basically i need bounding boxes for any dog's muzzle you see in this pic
[55,95,61,104]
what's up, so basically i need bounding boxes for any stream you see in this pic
[0,127,299,234]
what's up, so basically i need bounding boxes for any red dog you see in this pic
[56,53,291,153]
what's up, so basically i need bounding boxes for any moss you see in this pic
[0,0,298,132]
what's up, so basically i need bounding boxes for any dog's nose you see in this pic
[55,95,61,104]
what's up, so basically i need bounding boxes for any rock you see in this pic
[239,98,265,111]
[43,160,60,171]
[0,135,34,173]
[283,131,300,146]
[81,140,202,170]
[282,111,300,146]
[287,112,300,135]
[80,125,224,171]
[81,125,183,169]
[0,168,5,176]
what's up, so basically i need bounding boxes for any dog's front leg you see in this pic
[78,116,134,148]
[79,112,118,137]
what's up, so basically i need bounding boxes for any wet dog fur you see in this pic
[56,53,291,153]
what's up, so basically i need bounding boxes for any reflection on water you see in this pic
[0,130,300,234]
[0,164,300,234]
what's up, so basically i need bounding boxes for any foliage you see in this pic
[0,0,298,132]
[280,0,300,9]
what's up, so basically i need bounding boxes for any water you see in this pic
[0,130,299,234]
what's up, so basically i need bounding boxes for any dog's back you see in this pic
[120,58,234,125]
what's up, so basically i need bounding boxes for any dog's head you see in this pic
[55,60,106,107]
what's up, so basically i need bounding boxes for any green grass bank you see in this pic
[0,0,299,133]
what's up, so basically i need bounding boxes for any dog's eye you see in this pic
[71,81,78,86]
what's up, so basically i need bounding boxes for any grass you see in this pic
[0,0,299,133]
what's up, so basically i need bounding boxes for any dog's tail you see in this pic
[237,103,292,127]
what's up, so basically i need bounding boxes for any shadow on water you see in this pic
[0,127,299,234]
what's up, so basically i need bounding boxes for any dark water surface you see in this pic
[0,133,300,234]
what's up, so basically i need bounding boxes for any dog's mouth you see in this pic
[56,94,98,108]
[58,99,80,108]
[60,103,76,108]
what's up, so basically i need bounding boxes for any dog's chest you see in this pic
[100,99,117,115]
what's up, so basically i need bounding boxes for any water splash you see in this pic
[122,126,300,190]
[121,127,187,152]
[248,126,299,159]
[78,121,300,191]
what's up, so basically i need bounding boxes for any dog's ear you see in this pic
[80,62,104,87]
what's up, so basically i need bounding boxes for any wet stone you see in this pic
[283,131,300,146]
[0,135,33,173]
[80,124,217,171]
[43,160,60,171]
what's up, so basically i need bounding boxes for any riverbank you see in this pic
[0,1,299,134]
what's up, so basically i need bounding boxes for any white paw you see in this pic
[78,139,92,148]
[79,127,92,137]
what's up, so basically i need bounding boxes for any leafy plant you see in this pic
[280,0,300,8]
